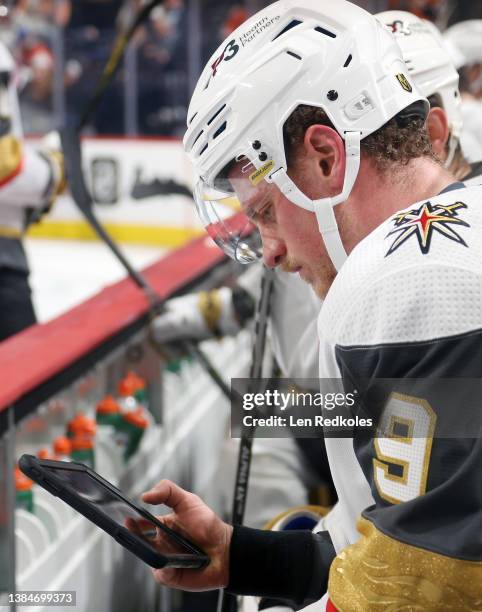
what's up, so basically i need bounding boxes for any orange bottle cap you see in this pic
[96,395,120,415]
[118,372,139,397]
[71,435,94,451]
[37,448,53,460]
[123,409,148,429]
[132,372,146,391]
[15,467,33,491]
[53,436,72,455]
[68,413,96,436]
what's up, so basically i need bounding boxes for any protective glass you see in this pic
[194,161,267,263]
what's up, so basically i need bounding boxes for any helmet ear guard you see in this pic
[394,100,429,128]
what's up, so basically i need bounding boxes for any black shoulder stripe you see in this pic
[335,327,482,561]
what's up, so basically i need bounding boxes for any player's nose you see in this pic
[261,234,287,269]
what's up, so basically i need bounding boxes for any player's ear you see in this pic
[303,124,345,191]
[426,107,450,161]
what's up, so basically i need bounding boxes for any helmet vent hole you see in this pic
[193,130,204,146]
[286,50,302,60]
[314,26,336,39]
[272,19,303,41]
[343,54,352,68]
[200,143,209,156]
[207,104,227,126]
[212,121,227,140]
[188,112,198,125]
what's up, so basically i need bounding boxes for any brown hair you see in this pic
[283,104,437,173]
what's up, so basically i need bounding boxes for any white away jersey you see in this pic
[270,269,321,380]
[317,183,482,611]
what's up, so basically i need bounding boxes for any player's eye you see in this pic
[258,202,274,223]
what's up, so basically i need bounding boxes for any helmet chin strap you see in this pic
[270,131,361,271]
[444,130,457,170]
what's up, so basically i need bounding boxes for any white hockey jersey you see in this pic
[316,182,482,610]
[270,269,321,380]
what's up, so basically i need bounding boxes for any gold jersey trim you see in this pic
[329,517,482,611]
[264,504,330,532]
[198,289,223,336]
[0,135,23,185]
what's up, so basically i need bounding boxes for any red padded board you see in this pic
[0,236,225,411]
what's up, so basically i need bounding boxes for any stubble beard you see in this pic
[312,263,337,300]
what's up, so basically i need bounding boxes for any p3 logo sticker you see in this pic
[211,40,240,77]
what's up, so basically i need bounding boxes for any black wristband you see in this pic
[226,525,335,607]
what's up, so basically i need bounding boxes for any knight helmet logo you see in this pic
[396,74,412,92]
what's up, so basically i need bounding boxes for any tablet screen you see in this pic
[45,465,194,556]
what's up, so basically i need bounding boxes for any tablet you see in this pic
[19,454,210,569]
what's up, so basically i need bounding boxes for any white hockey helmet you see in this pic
[443,20,482,69]
[376,11,462,167]
[184,0,428,270]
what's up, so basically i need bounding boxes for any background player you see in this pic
[0,40,64,341]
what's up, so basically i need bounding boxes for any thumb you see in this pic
[142,479,191,512]
[152,566,177,585]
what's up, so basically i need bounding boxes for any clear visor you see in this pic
[194,158,270,264]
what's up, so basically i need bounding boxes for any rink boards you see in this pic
[0,236,249,612]
[26,137,202,247]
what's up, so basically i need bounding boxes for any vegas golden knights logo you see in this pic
[396,74,412,92]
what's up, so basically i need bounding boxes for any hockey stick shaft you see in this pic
[219,266,275,612]
[79,0,163,130]
[231,267,275,523]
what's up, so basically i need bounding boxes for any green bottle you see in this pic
[15,467,34,513]
[121,409,148,461]
[70,436,95,469]
[96,395,123,429]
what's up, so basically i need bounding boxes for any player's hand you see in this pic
[150,294,212,343]
[141,479,233,591]
[41,130,61,152]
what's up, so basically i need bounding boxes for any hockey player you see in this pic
[255,11,482,611]
[140,1,482,609]
[149,9,481,546]
[0,41,64,341]
[378,10,482,185]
